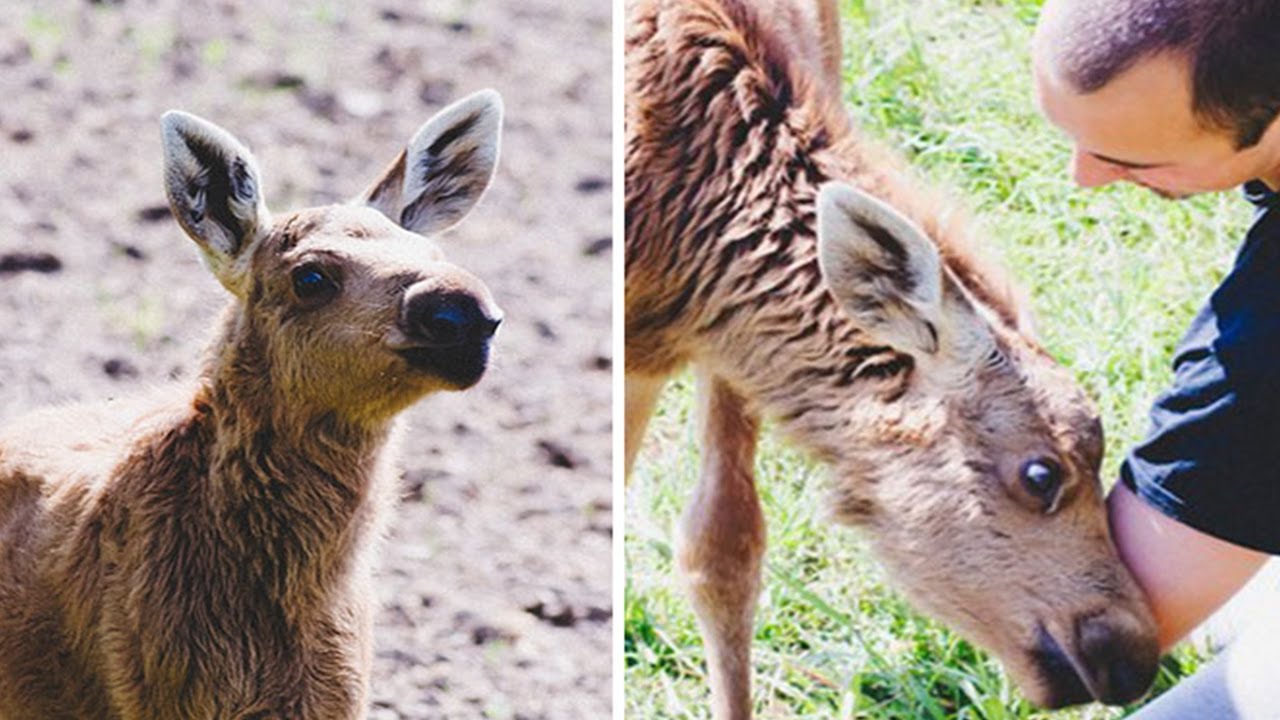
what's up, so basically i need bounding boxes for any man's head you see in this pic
[1033,0,1280,196]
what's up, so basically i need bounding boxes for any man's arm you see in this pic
[1108,482,1269,651]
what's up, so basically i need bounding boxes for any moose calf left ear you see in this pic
[359,89,503,236]
[161,111,268,291]
[817,182,944,356]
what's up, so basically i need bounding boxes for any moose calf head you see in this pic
[160,92,504,424]
[817,183,1159,708]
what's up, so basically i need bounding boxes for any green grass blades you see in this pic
[625,0,1240,717]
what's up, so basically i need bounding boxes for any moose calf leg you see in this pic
[625,373,668,477]
[677,373,764,720]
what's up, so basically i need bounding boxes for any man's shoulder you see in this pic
[1167,192,1280,388]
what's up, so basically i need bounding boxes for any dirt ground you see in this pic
[0,1,612,718]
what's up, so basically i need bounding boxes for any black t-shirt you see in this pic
[1121,180,1280,555]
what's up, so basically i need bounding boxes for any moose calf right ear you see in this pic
[161,111,268,289]
[816,182,944,356]
[359,89,503,236]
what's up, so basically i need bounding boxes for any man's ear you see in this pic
[161,110,269,290]
[816,182,944,356]
[358,89,503,236]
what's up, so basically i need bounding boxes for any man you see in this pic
[1032,0,1280,716]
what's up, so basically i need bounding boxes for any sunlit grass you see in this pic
[625,0,1239,716]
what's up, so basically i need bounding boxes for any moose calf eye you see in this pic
[1020,458,1063,511]
[291,264,339,306]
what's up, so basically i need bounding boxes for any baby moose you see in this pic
[0,91,503,719]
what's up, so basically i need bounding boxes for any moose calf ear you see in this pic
[359,89,502,236]
[817,182,944,356]
[161,111,268,289]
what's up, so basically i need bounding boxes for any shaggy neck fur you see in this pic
[191,307,395,608]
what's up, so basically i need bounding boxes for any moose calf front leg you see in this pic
[677,373,764,720]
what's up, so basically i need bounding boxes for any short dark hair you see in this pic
[1045,0,1280,148]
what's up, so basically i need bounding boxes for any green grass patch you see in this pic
[625,0,1241,716]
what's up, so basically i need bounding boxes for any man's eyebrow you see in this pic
[1090,152,1167,170]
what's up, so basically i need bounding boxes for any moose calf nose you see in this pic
[403,290,502,347]
[1076,613,1159,705]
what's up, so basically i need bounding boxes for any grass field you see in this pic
[624,0,1247,717]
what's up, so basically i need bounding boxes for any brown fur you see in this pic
[626,0,1158,714]
[0,95,503,719]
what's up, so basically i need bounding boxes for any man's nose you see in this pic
[1072,148,1127,188]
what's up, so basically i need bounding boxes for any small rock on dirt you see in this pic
[299,89,340,121]
[582,236,611,257]
[536,439,582,469]
[0,252,62,275]
[102,357,140,380]
[534,320,557,340]
[243,70,306,90]
[472,624,514,645]
[114,243,147,260]
[135,204,172,223]
[574,176,608,194]
[417,79,455,107]
[523,595,576,627]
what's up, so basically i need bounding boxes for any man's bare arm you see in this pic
[1108,482,1269,651]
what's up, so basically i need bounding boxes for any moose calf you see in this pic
[626,0,1160,716]
[0,91,503,719]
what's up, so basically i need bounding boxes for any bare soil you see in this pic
[0,1,612,718]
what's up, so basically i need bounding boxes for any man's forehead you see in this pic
[1034,51,1212,159]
